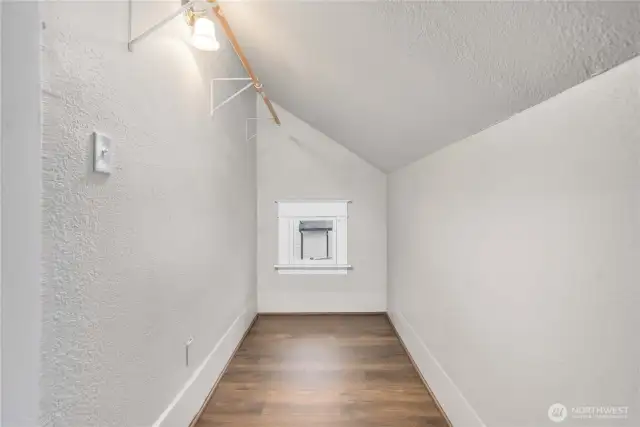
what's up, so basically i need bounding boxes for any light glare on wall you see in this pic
[190,17,220,51]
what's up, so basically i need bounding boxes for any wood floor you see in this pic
[193,314,449,427]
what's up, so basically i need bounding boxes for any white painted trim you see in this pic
[275,264,352,275]
[278,215,350,219]
[387,310,486,427]
[151,307,256,427]
[275,199,352,204]
[274,264,352,270]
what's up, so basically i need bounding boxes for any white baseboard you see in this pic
[152,307,256,427]
[388,310,486,427]
[258,291,386,313]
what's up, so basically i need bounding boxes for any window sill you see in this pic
[274,264,352,275]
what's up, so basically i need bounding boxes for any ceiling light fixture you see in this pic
[189,16,220,51]
[127,0,281,125]
[184,3,220,51]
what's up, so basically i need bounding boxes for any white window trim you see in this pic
[275,200,352,275]
[274,264,353,275]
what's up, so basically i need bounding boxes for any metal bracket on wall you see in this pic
[211,81,277,141]
[246,117,276,141]
[210,77,254,117]
[127,0,196,52]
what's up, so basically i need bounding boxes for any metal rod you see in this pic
[211,81,254,116]
[211,79,252,117]
[326,230,329,259]
[128,0,195,51]
[209,1,281,125]
[300,231,304,260]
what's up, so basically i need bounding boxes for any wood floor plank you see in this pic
[193,314,449,427]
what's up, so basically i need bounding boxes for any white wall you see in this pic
[1,2,43,426]
[39,2,257,427]
[388,55,640,427]
[0,2,3,418]
[257,101,387,313]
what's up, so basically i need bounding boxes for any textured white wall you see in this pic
[1,2,43,426]
[40,2,257,426]
[388,56,640,427]
[0,3,2,418]
[257,101,387,313]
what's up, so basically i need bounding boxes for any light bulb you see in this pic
[190,17,220,51]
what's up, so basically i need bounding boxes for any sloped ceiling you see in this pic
[223,1,640,172]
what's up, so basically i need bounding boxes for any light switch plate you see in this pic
[93,131,112,174]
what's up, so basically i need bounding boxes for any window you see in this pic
[298,220,334,261]
[275,200,351,274]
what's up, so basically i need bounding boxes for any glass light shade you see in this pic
[190,17,220,51]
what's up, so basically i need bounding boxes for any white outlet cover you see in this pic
[93,131,112,174]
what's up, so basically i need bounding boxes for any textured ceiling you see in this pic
[223,1,640,171]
